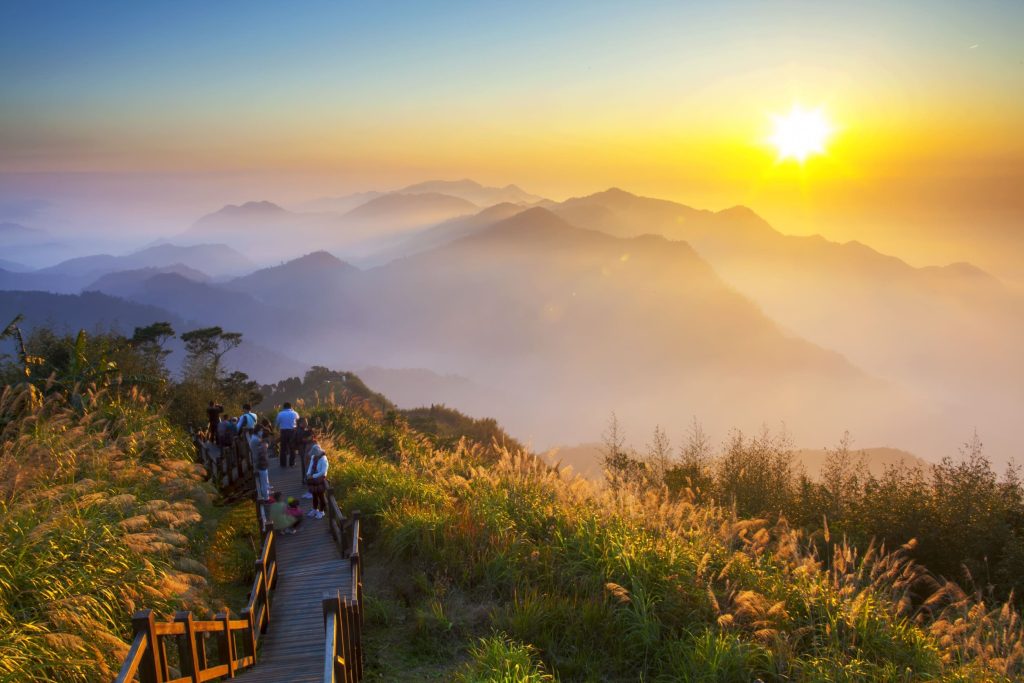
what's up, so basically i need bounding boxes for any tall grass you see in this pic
[313,402,1023,682]
[0,383,211,683]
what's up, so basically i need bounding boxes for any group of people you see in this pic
[206,400,331,535]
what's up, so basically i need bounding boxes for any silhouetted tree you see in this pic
[180,326,242,384]
[602,412,646,488]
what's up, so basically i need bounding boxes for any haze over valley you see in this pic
[2,179,1020,465]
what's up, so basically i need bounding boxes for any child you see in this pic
[284,497,304,533]
[267,491,299,534]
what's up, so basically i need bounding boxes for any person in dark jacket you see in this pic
[295,416,313,480]
[206,401,224,438]
[254,431,272,502]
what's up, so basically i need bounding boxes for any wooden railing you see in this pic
[323,488,363,683]
[114,504,278,682]
[194,433,257,503]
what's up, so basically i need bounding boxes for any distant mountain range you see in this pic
[0,260,27,272]
[85,264,211,297]
[396,179,544,206]
[0,221,48,244]
[0,244,254,294]
[184,191,481,263]
[2,180,1019,460]
[547,188,1024,409]
[296,179,542,215]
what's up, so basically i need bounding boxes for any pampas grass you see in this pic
[313,399,1023,682]
[0,384,210,683]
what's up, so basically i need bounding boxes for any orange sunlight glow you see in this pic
[768,104,834,163]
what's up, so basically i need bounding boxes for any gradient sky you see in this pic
[2,1,1022,270]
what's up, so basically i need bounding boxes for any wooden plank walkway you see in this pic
[232,461,353,683]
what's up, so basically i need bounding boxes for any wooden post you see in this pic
[349,597,364,682]
[173,611,201,683]
[341,597,357,683]
[215,611,236,678]
[326,486,334,516]
[322,592,337,682]
[239,606,257,664]
[351,511,362,564]
[254,546,271,633]
[268,530,279,590]
[131,610,164,683]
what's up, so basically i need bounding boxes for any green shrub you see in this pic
[456,634,556,683]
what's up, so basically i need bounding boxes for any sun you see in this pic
[768,104,833,163]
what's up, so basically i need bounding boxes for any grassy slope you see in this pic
[0,384,216,683]
[309,402,1020,683]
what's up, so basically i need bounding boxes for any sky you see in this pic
[1,1,1022,273]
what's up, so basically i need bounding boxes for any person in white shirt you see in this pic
[274,402,300,468]
[304,439,329,519]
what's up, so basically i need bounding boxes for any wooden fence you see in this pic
[195,433,257,504]
[323,488,363,683]
[115,431,364,682]
[114,503,278,682]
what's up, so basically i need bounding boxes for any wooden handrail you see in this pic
[114,631,148,682]
[193,435,257,504]
[114,499,278,682]
[321,492,364,682]
[119,437,364,682]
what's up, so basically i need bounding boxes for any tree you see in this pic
[601,413,646,489]
[131,322,175,360]
[180,327,242,384]
[715,427,795,518]
[665,418,715,501]
[220,370,263,406]
[820,431,868,522]
[0,315,43,380]
[644,425,673,487]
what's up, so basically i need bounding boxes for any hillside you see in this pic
[221,250,357,307]
[341,191,478,228]
[307,399,1023,681]
[553,189,1024,392]
[335,206,894,447]
[397,178,545,205]
[0,385,213,682]
[35,243,256,282]
[0,289,306,383]
[186,193,480,263]
[84,264,210,296]
[364,202,528,265]
[3,329,1022,681]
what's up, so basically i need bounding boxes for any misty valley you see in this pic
[3,180,1020,464]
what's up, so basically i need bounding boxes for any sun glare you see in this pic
[768,104,833,163]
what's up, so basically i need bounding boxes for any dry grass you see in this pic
[313,401,1023,681]
[0,383,212,683]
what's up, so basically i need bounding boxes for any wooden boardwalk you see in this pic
[231,462,353,683]
[116,436,363,683]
